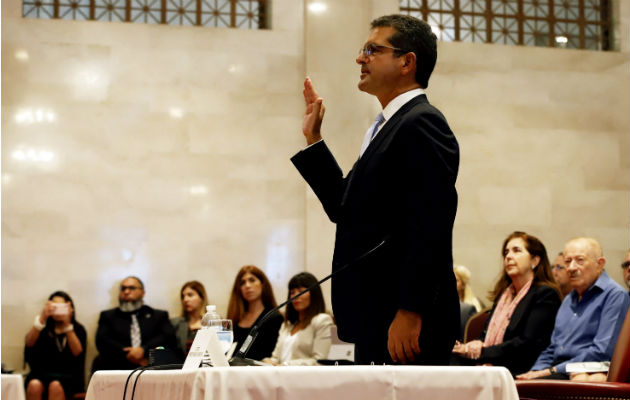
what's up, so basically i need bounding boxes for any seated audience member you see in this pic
[263,272,333,366]
[171,280,208,356]
[454,265,483,340]
[622,250,630,295]
[458,301,477,341]
[551,252,572,298]
[95,276,176,370]
[517,237,630,380]
[227,265,283,360]
[454,265,484,312]
[25,291,87,400]
[452,231,562,375]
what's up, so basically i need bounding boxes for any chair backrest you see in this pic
[464,309,490,343]
[607,306,630,383]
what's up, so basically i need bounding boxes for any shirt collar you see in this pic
[381,88,425,122]
[569,270,610,304]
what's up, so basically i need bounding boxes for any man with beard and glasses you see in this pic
[94,276,176,370]
[517,238,629,381]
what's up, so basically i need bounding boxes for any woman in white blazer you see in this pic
[263,272,333,366]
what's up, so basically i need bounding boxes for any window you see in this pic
[400,0,611,51]
[22,0,268,29]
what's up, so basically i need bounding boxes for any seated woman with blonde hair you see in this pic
[263,272,333,366]
[171,280,208,356]
[452,231,562,376]
[453,264,484,312]
[227,265,283,360]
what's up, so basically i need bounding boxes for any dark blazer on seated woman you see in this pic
[233,308,284,360]
[475,284,561,375]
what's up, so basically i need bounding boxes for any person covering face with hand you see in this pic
[24,291,87,400]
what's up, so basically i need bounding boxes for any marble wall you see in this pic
[2,0,629,382]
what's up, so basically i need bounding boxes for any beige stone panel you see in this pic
[1,304,30,372]
[582,228,630,253]
[439,41,628,74]
[271,0,304,33]
[477,185,552,226]
[584,165,629,191]
[1,0,20,18]
[552,190,629,228]
[265,55,305,94]
[3,176,97,221]
[452,225,516,302]
[184,218,305,315]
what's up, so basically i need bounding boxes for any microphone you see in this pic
[229,238,388,366]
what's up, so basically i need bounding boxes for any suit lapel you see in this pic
[506,287,534,334]
[340,94,428,206]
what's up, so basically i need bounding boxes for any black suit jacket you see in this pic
[477,284,561,375]
[95,305,177,370]
[292,94,460,364]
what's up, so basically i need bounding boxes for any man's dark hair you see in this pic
[371,14,437,88]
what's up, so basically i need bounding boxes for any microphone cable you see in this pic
[121,363,183,400]
[233,237,388,361]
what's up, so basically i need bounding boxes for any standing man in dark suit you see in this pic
[95,276,176,370]
[291,14,460,365]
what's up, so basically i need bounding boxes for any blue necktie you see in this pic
[359,113,385,157]
[370,113,385,140]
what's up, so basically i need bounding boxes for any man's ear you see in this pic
[596,256,606,271]
[400,52,417,76]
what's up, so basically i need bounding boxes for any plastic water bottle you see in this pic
[201,305,221,328]
[200,305,221,366]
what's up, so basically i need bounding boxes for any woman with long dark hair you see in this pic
[452,231,562,375]
[263,272,333,366]
[171,280,209,356]
[24,291,87,400]
[227,265,283,360]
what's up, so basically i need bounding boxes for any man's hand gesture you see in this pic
[302,77,325,145]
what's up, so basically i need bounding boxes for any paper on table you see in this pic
[182,328,229,370]
[565,361,610,373]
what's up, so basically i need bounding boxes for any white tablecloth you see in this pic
[1,374,26,400]
[86,366,518,400]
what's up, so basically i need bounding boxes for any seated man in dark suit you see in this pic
[95,276,176,370]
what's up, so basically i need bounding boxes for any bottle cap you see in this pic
[206,305,216,312]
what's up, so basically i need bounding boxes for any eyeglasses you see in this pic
[358,43,406,57]
[120,285,141,292]
[552,264,566,271]
[621,261,630,270]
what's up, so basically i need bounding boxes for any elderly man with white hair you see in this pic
[517,237,629,380]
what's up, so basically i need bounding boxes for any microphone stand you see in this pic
[229,239,387,366]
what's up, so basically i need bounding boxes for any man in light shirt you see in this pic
[517,238,629,380]
[292,14,459,365]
